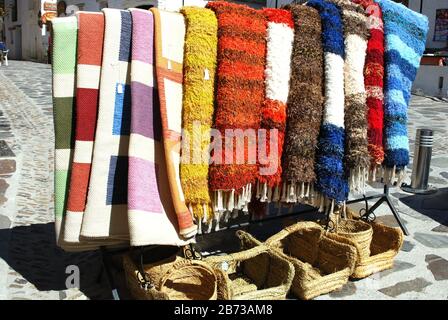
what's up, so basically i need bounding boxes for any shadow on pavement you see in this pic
[399,187,448,226]
[0,223,118,299]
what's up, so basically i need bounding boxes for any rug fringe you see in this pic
[267,185,273,202]
[212,183,252,220]
[349,166,369,194]
[382,165,406,186]
[272,185,280,202]
[281,181,287,202]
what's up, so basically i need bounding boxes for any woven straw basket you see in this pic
[327,208,404,279]
[205,239,295,300]
[334,218,373,260]
[123,253,225,300]
[238,222,358,300]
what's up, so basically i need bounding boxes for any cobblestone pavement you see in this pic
[0,61,113,300]
[0,60,447,300]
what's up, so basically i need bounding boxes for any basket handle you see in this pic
[235,230,263,247]
[265,221,323,245]
[206,243,268,266]
[159,259,218,291]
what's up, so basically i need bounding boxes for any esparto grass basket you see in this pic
[123,252,227,300]
[236,222,358,300]
[205,238,295,300]
[326,208,404,279]
[334,218,373,260]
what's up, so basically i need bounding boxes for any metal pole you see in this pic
[402,128,437,194]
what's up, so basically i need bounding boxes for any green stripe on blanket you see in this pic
[52,17,77,247]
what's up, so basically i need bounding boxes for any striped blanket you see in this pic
[52,16,84,250]
[329,0,370,194]
[151,8,197,238]
[376,0,429,185]
[206,1,267,220]
[353,0,386,178]
[127,9,188,246]
[308,0,349,212]
[257,8,294,203]
[81,9,132,241]
[64,12,104,246]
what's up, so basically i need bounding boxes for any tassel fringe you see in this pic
[349,166,368,194]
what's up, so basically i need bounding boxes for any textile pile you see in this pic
[50,1,426,250]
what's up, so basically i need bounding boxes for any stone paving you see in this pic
[0,60,447,300]
[0,61,112,300]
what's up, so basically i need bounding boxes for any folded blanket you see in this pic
[81,9,132,241]
[281,5,324,204]
[151,8,197,238]
[376,0,428,184]
[64,12,104,247]
[256,8,294,203]
[353,0,385,178]
[52,16,93,251]
[307,0,349,212]
[328,0,370,194]
[127,9,189,246]
[179,7,218,233]
[206,1,267,220]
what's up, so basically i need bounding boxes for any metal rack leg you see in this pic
[385,195,410,236]
[363,185,410,236]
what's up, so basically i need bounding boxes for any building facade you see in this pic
[0,0,203,62]
[1,0,446,63]
[408,0,447,50]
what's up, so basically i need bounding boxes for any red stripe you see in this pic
[75,88,99,141]
[67,163,91,212]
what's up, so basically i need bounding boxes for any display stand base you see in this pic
[401,184,438,195]
[354,184,409,236]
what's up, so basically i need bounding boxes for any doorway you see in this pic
[14,26,22,60]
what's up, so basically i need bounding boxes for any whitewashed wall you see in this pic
[408,0,448,49]
[413,65,448,98]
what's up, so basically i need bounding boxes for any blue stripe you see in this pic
[315,123,348,203]
[307,0,344,57]
[385,50,418,83]
[383,148,409,168]
[385,26,426,57]
[384,78,412,104]
[387,34,423,68]
[112,84,131,135]
[383,120,407,136]
[385,135,408,151]
[119,10,132,62]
